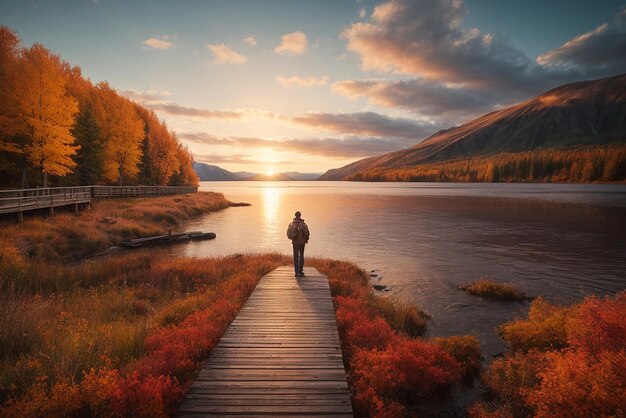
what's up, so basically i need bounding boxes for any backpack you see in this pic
[287,222,299,239]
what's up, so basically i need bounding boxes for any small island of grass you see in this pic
[460,278,528,301]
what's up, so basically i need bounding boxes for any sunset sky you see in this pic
[2,0,626,174]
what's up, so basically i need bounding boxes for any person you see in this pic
[287,211,310,277]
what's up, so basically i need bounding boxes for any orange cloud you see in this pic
[274,31,308,55]
[143,36,174,50]
[276,75,330,88]
[207,43,247,64]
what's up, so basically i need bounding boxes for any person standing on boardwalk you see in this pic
[287,211,310,277]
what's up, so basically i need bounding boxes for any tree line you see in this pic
[346,145,626,183]
[0,26,198,189]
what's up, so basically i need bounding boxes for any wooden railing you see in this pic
[0,185,198,219]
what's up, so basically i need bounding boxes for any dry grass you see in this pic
[460,279,528,301]
[0,253,286,413]
[0,192,233,263]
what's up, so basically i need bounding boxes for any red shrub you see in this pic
[351,338,462,416]
[566,292,626,356]
[347,317,396,352]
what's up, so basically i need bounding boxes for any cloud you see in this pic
[119,89,172,104]
[537,11,626,75]
[207,43,247,64]
[243,36,257,46]
[180,132,417,158]
[274,31,308,55]
[149,104,246,119]
[336,0,626,123]
[342,0,547,93]
[146,103,279,120]
[359,8,367,18]
[130,96,429,140]
[332,79,499,118]
[143,36,174,50]
[276,75,330,88]
[291,112,437,139]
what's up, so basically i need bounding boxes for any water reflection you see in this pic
[261,186,281,238]
[174,181,626,360]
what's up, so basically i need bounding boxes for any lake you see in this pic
[174,181,626,360]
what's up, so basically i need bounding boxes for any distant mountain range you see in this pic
[193,162,321,181]
[321,73,626,180]
[192,162,241,181]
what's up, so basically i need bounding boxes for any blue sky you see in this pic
[2,0,626,173]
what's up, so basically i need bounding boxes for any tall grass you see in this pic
[0,253,286,416]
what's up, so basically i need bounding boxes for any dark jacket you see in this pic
[289,218,310,245]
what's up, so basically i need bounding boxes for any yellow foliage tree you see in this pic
[147,113,179,185]
[0,27,24,155]
[94,82,144,185]
[15,44,79,187]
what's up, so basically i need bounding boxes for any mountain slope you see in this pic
[321,73,626,180]
[192,162,241,181]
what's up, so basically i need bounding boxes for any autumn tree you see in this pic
[0,27,25,183]
[94,82,144,185]
[15,44,79,187]
[169,144,198,186]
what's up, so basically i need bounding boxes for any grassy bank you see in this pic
[1,192,235,262]
[0,192,241,293]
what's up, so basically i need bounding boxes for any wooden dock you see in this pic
[176,266,353,417]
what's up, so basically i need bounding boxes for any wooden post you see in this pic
[75,203,79,213]
[50,195,54,216]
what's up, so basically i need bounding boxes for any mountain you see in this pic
[246,173,294,181]
[233,171,256,179]
[281,172,322,180]
[234,171,321,180]
[192,162,241,181]
[320,73,626,180]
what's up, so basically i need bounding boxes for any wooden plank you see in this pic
[176,266,353,417]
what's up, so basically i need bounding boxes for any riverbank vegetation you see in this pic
[460,279,528,301]
[469,293,626,417]
[0,26,197,188]
[0,253,286,417]
[346,144,626,183]
[0,192,232,269]
[311,259,482,417]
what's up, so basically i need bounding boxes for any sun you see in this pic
[266,170,274,176]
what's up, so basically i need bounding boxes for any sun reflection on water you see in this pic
[261,185,281,237]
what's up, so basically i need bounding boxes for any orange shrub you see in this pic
[433,335,482,381]
[473,292,626,418]
[498,297,573,352]
[566,292,626,355]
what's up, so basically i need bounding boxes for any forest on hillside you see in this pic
[346,145,626,183]
[0,26,198,189]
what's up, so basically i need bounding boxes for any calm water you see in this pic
[174,182,626,360]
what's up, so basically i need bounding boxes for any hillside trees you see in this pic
[0,26,197,188]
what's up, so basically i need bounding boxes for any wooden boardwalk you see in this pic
[176,266,353,417]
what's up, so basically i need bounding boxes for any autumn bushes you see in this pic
[470,292,626,417]
[0,253,286,417]
[311,259,481,417]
